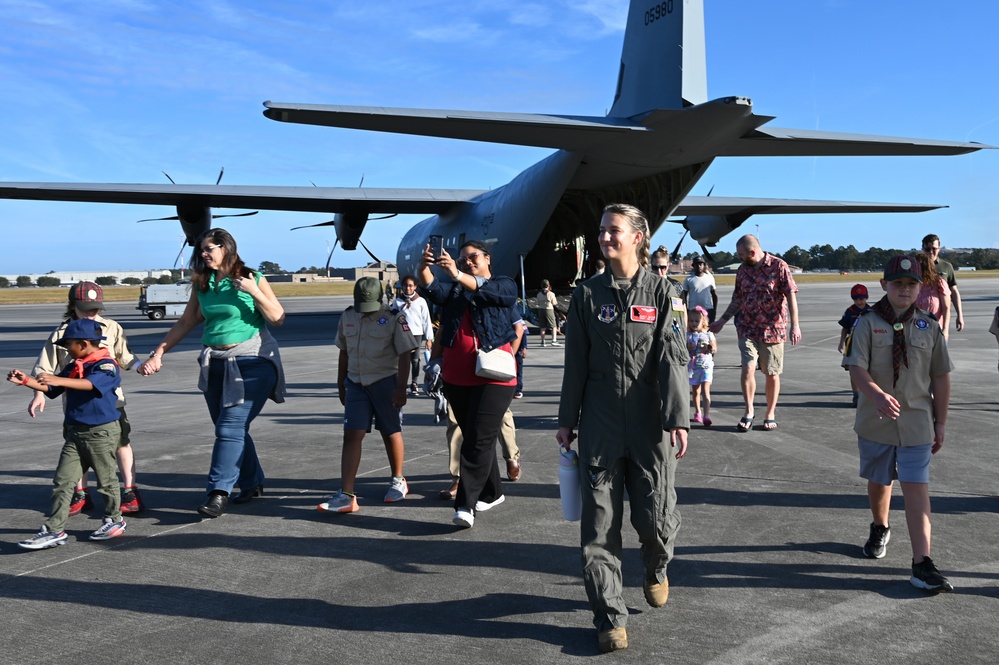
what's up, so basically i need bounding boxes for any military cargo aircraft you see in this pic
[0,0,987,288]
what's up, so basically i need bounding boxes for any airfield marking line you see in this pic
[11,521,202,579]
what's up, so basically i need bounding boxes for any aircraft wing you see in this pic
[672,196,944,216]
[263,102,646,150]
[720,126,989,157]
[0,183,487,215]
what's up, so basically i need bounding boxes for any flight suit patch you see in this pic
[598,304,618,323]
[671,297,685,312]
[630,306,657,323]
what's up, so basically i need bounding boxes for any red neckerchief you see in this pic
[69,348,112,379]
[871,296,915,387]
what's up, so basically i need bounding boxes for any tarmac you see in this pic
[1,278,997,664]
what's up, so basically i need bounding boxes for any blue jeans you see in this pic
[203,356,276,494]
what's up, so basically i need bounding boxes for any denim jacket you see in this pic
[420,274,519,352]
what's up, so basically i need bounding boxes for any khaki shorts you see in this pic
[738,338,784,375]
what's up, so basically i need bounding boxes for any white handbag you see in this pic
[473,332,517,381]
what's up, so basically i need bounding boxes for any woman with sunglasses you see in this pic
[138,228,286,518]
[418,240,519,529]
[556,204,690,653]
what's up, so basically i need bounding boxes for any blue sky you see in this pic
[1,0,997,274]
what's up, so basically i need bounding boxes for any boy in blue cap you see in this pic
[8,318,127,549]
[843,255,953,592]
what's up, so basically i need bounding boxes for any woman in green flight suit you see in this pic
[556,203,690,653]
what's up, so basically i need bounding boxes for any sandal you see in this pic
[763,419,778,431]
[737,416,754,432]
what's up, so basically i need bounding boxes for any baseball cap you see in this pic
[353,277,383,313]
[69,281,104,310]
[850,284,868,299]
[883,255,922,283]
[56,318,106,346]
[692,256,705,265]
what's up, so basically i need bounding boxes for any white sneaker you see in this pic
[317,491,359,513]
[19,525,68,550]
[474,495,506,512]
[453,508,474,528]
[89,517,127,541]
[384,477,408,503]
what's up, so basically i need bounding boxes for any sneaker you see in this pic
[474,495,506,512]
[550,341,562,346]
[692,412,703,424]
[910,556,954,592]
[68,488,92,516]
[540,342,547,348]
[862,522,891,559]
[409,383,419,396]
[598,627,628,653]
[89,517,127,541]
[513,391,523,399]
[18,525,68,550]
[453,508,474,528]
[120,487,144,514]
[384,477,409,503]
[317,491,359,513]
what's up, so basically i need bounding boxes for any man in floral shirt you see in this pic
[710,235,801,431]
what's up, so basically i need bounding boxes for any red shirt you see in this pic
[732,252,798,343]
[442,311,516,387]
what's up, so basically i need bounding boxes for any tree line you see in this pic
[1,271,183,289]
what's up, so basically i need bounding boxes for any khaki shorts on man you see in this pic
[738,338,784,376]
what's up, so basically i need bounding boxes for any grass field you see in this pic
[2,270,995,305]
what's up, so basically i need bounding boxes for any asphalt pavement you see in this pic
[1,279,997,664]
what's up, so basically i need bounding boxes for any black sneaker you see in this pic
[862,522,891,559]
[910,556,954,592]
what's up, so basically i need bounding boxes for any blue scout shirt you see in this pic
[46,357,122,427]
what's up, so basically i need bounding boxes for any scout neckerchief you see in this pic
[69,347,112,379]
[871,296,915,386]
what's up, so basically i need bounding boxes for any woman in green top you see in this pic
[138,229,286,518]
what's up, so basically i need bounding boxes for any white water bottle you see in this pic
[559,449,582,521]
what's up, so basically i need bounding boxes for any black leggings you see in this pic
[443,381,516,510]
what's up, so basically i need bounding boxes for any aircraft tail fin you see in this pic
[609,0,707,118]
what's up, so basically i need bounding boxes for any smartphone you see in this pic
[428,235,444,261]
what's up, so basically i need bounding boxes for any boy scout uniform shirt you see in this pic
[33,315,136,408]
[46,358,122,427]
[558,269,690,467]
[337,306,419,386]
[844,308,953,446]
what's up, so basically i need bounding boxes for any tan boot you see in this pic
[643,576,669,608]
[598,627,628,652]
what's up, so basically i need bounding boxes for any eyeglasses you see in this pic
[459,252,485,263]
[200,244,223,255]
[651,264,669,271]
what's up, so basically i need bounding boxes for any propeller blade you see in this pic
[671,230,689,263]
[137,215,181,223]
[706,185,715,197]
[215,167,225,186]
[358,238,381,264]
[173,240,186,269]
[212,211,259,219]
[162,171,176,185]
[290,218,336,231]
[699,245,714,262]
[324,238,340,274]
